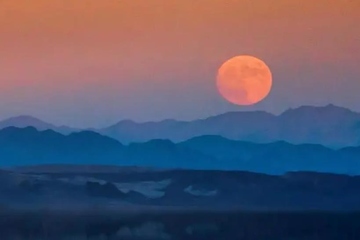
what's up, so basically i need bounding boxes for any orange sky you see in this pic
[0,0,359,127]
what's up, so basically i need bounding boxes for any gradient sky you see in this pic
[0,0,359,127]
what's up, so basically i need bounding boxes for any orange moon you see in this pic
[216,55,272,105]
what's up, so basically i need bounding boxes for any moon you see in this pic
[216,55,272,105]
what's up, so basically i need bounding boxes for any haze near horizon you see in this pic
[0,0,359,127]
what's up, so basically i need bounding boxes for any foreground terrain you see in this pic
[1,166,360,210]
[2,166,360,239]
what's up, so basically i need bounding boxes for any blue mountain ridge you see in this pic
[0,127,360,175]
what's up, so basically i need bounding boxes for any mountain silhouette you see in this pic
[0,115,77,134]
[0,127,211,169]
[1,127,360,174]
[0,127,124,166]
[99,111,275,144]
[276,104,360,146]
[2,105,360,147]
[99,104,360,147]
[179,135,356,174]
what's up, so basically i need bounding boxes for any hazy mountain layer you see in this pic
[99,104,360,147]
[2,105,360,147]
[1,127,360,174]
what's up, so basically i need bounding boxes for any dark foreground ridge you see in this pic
[1,166,360,211]
[2,166,360,239]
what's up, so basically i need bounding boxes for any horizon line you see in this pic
[0,103,355,129]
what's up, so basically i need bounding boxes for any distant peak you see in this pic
[203,110,275,122]
[281,104,354,115]
[325,103,336,108]
[322,104,349,111]
[114,119,137,126]
[3,115,43,122]
[0,115,55,129]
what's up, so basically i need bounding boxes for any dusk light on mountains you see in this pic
[0,1,360,239]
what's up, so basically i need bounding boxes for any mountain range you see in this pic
[0,115,77,134]
[1,104,360,147]
[1,127,360,174]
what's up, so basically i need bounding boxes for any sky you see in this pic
[0,0,359,128]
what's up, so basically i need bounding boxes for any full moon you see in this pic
[216,55,272,105]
